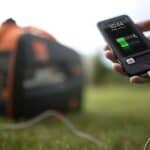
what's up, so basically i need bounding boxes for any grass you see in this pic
[1,84,150,150]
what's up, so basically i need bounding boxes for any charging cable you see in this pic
[0,110,103,149]
[0,110,149,149]
[144,137,150,150]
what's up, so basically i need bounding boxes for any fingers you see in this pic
[129,76,150,84]
[112,63,124,75]
[104,45,110,51]
[104,45,124,74]
[104,50,117,63]
[104,45,118,63]
[104,46,150,84]
[137,20,150,32]
[112,64,150,84]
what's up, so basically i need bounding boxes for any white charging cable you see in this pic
[0,110,103,149]
[0,110,149,149]
[144,138,150,150]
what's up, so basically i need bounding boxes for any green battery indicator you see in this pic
[116,37,129,48]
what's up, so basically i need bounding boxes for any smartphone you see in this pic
[97,15,150,77]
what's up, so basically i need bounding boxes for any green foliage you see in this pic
[92,54,109,85]
[92,53,128,85]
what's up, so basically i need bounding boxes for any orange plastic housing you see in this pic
[0,19,56,118]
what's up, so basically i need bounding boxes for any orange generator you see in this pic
[0,19,84,120]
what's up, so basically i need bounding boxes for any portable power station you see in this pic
[0,19,84,120]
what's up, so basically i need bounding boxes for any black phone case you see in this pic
[97,15,150,77]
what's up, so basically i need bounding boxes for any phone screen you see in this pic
[104,17,149,57]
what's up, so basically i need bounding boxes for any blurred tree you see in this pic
[92,51,128,85]
[92,52,109,85]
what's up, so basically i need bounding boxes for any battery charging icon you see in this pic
[116,37,129,48]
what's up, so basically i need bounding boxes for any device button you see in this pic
[126,58,135,64]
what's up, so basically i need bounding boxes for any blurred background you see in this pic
[0,0,150,150]
[1,0,150,84]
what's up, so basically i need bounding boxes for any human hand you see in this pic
[104,20,150,83]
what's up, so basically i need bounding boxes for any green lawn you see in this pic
[0,84,150,150]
